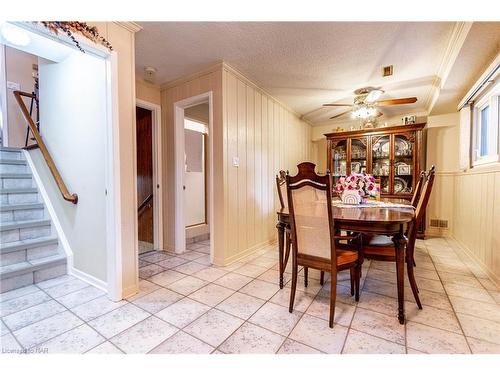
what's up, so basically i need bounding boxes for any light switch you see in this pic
[7,81,20,91]
[232,156,239,167]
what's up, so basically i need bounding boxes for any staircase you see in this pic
[0,146,67,293]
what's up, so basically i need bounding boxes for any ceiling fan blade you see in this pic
[322,103,352,107]
[330,110,352,120]
[376,97,417,106]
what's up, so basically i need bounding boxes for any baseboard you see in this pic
[121,283,140,301]
[425,227,450,237]
[449,235,500,288]
[213,238,276,266]
[69,266,108,293]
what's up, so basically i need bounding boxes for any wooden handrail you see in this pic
[138,194,153,215]
[14,91,78,204]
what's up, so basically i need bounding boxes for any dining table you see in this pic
[276,199,415,324]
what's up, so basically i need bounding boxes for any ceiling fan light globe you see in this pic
[366,89,384,102]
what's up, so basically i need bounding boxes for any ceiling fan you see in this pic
[323,87,417,120]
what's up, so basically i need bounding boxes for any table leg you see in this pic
[277,221,285,289]
[393,227,407,325]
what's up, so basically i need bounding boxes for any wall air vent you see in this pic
[382,65,393,77]
[430,219,448,228]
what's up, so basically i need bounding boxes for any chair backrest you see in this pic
[410,171,426,207]
[374,178,381,201]
[408,165,436,240]
[276,170,288,209]
[286,162,336,263]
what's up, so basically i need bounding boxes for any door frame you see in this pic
[135,99,163,251]
[173,92,213,260]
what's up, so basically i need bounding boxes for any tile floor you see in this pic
[1,237,499,354]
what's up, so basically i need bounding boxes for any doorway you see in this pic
[184,103,209,249]
[173,92,213,261]
[135,99,163,255]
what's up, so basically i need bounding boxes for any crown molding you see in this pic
[220,62,314,126]
[114,22,143,33]
[425,21,473,113]
[160,61,314,127]
[160,62,224,90]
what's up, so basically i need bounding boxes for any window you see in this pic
[472,83,499,166]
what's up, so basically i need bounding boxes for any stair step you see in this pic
[0,219,51,231]
[0,254,67,293]
[0,159,27,165]
[0,173,32,179]
[1,254,65,276]
[0,146,24,152]
[0,148,24,161]
[0,236,58,254]
[0,202,44,212]
[0,187,38,194]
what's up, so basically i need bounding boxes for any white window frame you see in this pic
[472,81,500,167]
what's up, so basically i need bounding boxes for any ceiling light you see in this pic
[1,23,31,47]
[366,89,384,102]
[352,105,376,119]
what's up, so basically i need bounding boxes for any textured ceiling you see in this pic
[135,22,500,125]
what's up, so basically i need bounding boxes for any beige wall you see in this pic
[136,78,161,105]
[161,63,313,265]
[5,47,38,148]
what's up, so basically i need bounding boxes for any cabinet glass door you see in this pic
[349,138,367,175]
[331,140,347,185]
[393,133,415,195]
[371,135,390,193]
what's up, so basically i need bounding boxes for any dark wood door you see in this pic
[136,107,154,252]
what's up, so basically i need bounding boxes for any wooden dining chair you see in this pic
[410,170,427,207]
[276,170,293,278]
[360,166,435,309]
[286,162,362,327]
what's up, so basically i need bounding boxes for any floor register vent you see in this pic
[430,219,448,228]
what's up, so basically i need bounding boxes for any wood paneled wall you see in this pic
[425,115,500,283]
[160,63,313,265]
[222,66,313,263]
[452,168,500,283]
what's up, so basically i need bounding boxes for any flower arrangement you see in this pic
[37,22,113,53]
[335,173,379,203]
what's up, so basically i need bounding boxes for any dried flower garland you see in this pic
[37,22,113,52]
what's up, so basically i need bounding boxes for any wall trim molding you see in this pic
[450,235,500,288]
[69,266,108,292]
[161,62,224,90]
[425,22,473,113]
[161,61,314,127]
[114,22,143,33]
[213,239,276,267]
[221,62,314,126]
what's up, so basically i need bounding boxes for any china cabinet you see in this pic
[325,123,427,236]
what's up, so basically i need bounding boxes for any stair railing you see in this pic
[138,193,153,216]
[14,90,78,204]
